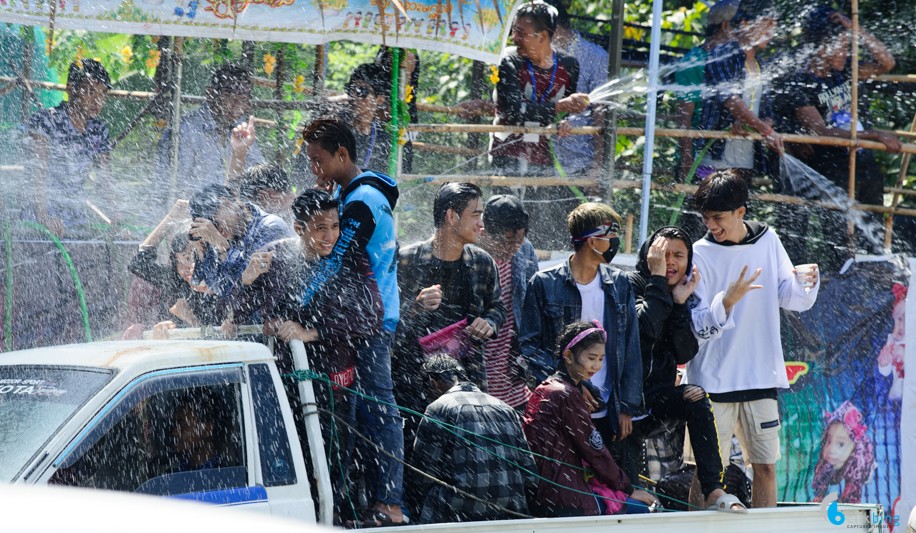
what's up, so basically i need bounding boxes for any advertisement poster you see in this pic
[778,257,911,526]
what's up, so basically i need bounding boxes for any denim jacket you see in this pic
[519,258,643,424]
[511,239,539,330]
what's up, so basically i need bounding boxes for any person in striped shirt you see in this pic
[478,195,539,409]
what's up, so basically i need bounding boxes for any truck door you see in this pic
[43,365,269,514]
[246,363,315,523]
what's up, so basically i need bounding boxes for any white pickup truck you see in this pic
[0,336,886,533]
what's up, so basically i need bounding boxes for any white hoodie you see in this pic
[687,222,819,394]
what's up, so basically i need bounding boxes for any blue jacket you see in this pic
[195,203,291,302]
[519,258,643,426]
[299,171,400,332]
[511,239,539,330]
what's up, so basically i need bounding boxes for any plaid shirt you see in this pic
[413,382,537,523]
[397,239,506,387]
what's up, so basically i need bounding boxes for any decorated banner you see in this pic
[0,0,519,63]
[777,257,912,527]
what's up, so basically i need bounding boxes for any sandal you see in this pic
[708,492,748,513]
[345,509,410,528]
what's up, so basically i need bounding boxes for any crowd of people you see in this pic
[15,0,907,527]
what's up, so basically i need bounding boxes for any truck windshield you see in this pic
[0,365,113,482]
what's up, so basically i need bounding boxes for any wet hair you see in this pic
[346,63,390,98]
[693,170,749,213]
[543,0,570,29]
[515,1,559,37]
[169,231,191,267]
[483,194,529,234]
[556,321,606,362]
[240,164,291,201]
[732,0,776,26]
[67,59,112,91]
[803,5,844,47]
[433,182,483,228]
[301,118,358,164]
[566,202,622,252]
[422,354,467,383]
[209,63,252,94]
[292,189,339,223]
[189,184,235,221]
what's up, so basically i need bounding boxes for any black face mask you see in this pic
[592,236,620,263]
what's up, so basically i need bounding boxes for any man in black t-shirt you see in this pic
[773,5,901,261]
[394,183,506,488]
[775,5,900,204]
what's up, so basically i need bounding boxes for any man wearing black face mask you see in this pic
[520,202,643,463]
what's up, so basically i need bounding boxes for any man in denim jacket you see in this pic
[520,202,642,479]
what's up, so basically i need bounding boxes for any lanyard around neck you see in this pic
[527,51,558,104]
[362,122,377,168]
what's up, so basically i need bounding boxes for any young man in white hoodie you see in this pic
[688,170,820,508]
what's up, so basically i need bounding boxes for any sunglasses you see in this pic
[346,85,371,98]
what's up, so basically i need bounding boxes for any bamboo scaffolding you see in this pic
[405,123,916,154]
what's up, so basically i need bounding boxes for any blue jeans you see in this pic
[355,329,405,506]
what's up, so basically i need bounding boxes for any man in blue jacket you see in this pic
[299,119,406,527]
[519,201,642,479]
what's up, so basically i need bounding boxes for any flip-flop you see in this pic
[345,510,410,528]
[708,493,748,514]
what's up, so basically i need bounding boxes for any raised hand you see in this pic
[723,265,763,314]
[230,115,256,153]
[647,237,667,277]
[672,265,700,304]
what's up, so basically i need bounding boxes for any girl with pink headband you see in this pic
[811,401,876,503]
[522,320,657,517]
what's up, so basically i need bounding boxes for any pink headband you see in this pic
[564,320,607,354]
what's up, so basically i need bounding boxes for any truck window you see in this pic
[50,370,247,496]
[248,364,296,487]
[0,365,112,482]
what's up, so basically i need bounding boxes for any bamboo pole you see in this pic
[399,174,595,187]
[273,45,285,165]
[849,0,860,243]
[404,123,916,154]
[625,213,634,254]
[167,37,184,208]
[875,74,916,83]
[884,110,916,249]
[19,27,33,123]
[411,142,478,157]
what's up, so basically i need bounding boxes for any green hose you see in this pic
[20,222,93,343]
[4,223,13,351]
[389,48,401,178]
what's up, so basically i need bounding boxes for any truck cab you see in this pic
[1,340,317,522]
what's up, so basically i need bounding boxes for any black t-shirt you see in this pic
[425,257,470,333]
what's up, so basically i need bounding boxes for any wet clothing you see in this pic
[299,171,400,332]
[554,32,608,174]
[396,240,506,391]
[482,259,531,409]
[413,382,536,523]
[128,247,223,326]
[696,41,775,176]
[194,203,292,302]
[774,65,883,205]
[626,226,725,497]
[24,102,111,228]
[490,47,579,169]
[294,170,405,506]
[156,104,264,205]
[293,109,392,186]
[523,370,632,517]
[519,258,642,435]
[689,221,819,397]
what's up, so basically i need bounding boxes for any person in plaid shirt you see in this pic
[412,355,536,523]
